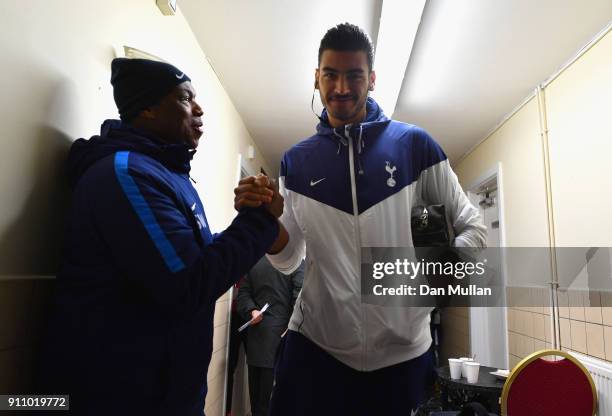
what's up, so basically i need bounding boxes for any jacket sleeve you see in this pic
[412,129,487,248]
[236,276,258,321]
[290,260,305,305]
[266,166,306,274]
[91,154,279,317]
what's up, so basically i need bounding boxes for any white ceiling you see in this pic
[180,0,612,171]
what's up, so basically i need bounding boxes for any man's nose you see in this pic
[334,75,350,94]
[193,100,204,116]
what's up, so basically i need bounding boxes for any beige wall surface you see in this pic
[455,27,612,367]
[456,28,612,248]
[545,30,612,247]
[439,307,470,363]
[544,28,612,369]
[0,1,271,414]
[455,98,550,248]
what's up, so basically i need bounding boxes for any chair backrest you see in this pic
[501,349,597,416]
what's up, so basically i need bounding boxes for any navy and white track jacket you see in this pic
[40,120,278,415]
[268,98,486,371]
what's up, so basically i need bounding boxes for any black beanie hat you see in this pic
[110,58,191,121]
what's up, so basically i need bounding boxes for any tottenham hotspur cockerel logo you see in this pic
[385,161,397,187]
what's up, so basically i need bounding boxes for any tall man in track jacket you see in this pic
[259,23,487,415]
[39,58,281,415]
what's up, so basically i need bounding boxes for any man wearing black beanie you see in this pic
[38,58,283,416]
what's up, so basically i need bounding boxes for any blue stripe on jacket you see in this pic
[114,150,186,273]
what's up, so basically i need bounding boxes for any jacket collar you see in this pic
[315,97,390,139]
[67,119,194,189]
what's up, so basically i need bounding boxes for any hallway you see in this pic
[0,1,611,415]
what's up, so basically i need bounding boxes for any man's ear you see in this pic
[314,69,320,90]
[140,107,156,120]
[368,70,376,91]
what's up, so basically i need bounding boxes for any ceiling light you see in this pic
[372,0,426,117]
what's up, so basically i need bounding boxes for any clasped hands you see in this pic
[234,174,284,218]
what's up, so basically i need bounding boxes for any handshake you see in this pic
[234,174,284,218]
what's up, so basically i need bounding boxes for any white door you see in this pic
[469,189,508,369]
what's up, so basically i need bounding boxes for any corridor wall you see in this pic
[454,26,612,368]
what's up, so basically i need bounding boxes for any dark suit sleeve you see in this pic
[236,276,259,321]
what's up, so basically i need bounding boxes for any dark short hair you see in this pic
[318,23,374,71]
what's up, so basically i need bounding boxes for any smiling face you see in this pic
[141,81,204,149]
[316,50,376,128]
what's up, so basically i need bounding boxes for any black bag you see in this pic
[411,204,457,307]
[411,204,454,247]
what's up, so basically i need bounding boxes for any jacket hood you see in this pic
[67,119,194,189]
[316,97,390,136]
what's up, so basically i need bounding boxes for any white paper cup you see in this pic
[448,358,462,380]
[464,361,480,383]
[460,357,474,378]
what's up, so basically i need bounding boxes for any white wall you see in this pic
[0,2,271,414]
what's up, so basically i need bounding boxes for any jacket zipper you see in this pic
[345,125,367,371]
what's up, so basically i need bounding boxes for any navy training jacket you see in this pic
[39,120,278,415]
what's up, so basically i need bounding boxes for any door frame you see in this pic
[466,162,509,369]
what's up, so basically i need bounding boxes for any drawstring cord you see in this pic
[357,124,364,175]
[357,124,364,154]
[333,125,365,174]
[333,129,348,154]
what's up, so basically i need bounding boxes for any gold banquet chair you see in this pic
[500,349,597,416]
